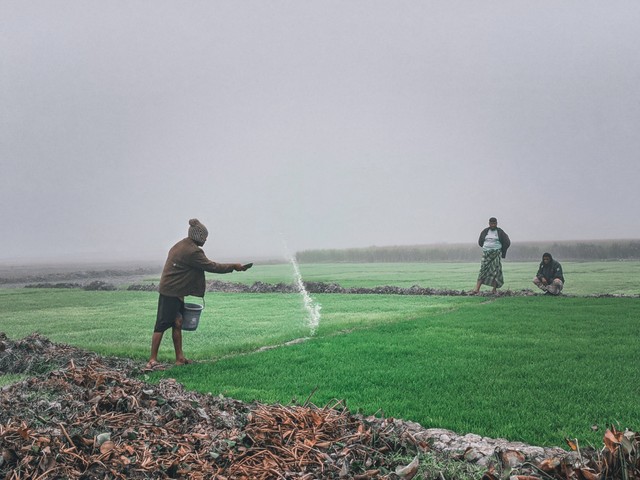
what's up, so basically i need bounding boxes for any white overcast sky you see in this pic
[2,1,639,263]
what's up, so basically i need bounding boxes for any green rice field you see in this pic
[211,260,640,295]
[1,261,639,448]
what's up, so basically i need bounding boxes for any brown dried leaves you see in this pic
[0,360,423,479]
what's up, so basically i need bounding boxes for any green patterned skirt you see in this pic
[477,249,504,288]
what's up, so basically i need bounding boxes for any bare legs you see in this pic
[147,332,164,367]
[172,316,190,365]
[146,315,190,368]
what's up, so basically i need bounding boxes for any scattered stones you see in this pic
[127,283,158,291]
[198,280,540,296]
[83,280,117,291]
[24,282,83,289]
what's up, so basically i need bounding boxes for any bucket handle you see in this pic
[185,296,205,309]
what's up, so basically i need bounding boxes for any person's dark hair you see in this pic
[489,217,497,223]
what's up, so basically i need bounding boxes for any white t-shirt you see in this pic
[482,229,502,251]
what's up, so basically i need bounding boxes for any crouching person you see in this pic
[533,252,564,295]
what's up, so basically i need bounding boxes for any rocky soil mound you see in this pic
[2,333,638,479]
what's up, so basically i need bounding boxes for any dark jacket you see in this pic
[478,227,511,258]
[159,238,236,298]
[536,255,565,284]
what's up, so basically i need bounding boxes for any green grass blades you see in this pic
[153,296,640,448]
[0,289,156,357]
[0,289,465,361]
[0,374,25,387]
[0,290,313,361]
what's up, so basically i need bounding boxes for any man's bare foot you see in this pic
[143,360,164,371]
[176,358,193,366]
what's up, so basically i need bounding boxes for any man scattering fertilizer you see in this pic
[146,218,252,370]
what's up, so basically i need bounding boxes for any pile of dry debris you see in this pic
[1,333,638,479]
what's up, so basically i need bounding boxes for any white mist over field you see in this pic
[2,1,640,264]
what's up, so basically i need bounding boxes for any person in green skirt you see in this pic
[471,217,511,294]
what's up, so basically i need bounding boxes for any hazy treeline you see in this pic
[296,240,640,263]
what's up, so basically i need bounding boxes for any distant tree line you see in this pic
[296,240,640,263]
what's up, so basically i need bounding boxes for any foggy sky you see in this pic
[2,1,640,263]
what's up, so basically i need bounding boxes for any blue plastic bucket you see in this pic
[182,299,204,331]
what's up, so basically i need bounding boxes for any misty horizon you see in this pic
[2,237,639,268]
[3,2,639,264]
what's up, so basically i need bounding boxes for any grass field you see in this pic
[1,261,639,448]
[206,260,640,295]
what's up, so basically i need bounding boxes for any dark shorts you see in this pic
[154,294,185,333]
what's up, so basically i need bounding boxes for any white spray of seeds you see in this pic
[289,254,321,336]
